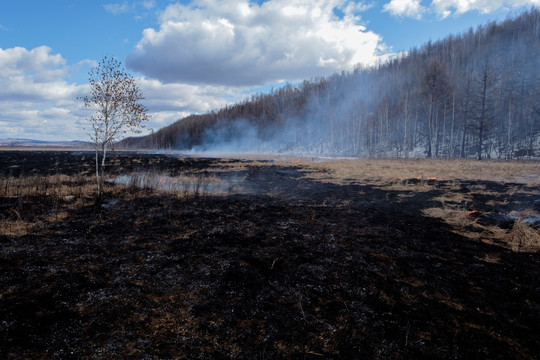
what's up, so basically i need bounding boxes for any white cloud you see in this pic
[0,100,85,141]
[126,0,390,86]
[431,0,540,17]
[104,3,131,15]
[0,47,82,102]
[141,1,155,10]
[105,1,157,19]
[384,0,540,19]
[0,45,247,141]
[383,0,425,19]
[0,46,91,141]
[0,46,65,77]
[138,77,246,130]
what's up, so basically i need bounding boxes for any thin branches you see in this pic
[78,56,150,198]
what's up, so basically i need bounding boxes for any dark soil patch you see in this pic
[0,151,539,359]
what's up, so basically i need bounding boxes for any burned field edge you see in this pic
[0,150,539,359]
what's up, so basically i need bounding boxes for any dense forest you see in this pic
[123,8,540,159]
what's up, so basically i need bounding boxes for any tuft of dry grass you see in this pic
[505,220,540,252]
[386,179,436,192]
[422,207,472,230]
[1,217,29,237]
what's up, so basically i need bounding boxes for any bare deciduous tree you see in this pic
[472,59,497,160]
[79,56,149,198]
[422,60,451,158]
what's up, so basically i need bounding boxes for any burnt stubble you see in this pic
[0,151,538,359]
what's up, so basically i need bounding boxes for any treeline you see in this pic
[123,8,540,158]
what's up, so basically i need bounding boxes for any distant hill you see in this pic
[0,138,91,149]
[122,8,540,159]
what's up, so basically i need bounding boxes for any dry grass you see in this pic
[212,159,278,172]
[422,207,473,230]
[433,191,469,206]
[0,174,94,199]
[422,205,540,252]
[0,174,96,237]
[299,158,540,186]
[505,220,540,252]
[110,171,238,198]
[1,217,30,237]
[0,168,237,237]
[423,188,540,251]
[386,179,436,192]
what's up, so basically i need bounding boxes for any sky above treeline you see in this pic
[1,0,539,141]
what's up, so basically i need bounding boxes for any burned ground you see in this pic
[0,151,539,359]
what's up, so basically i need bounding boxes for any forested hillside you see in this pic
[123,9,540,159]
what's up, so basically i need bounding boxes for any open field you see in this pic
[1,151,539,359]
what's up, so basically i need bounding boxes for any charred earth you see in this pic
[1,151,539,359]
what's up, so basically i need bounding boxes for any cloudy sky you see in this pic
[1,0,539,141]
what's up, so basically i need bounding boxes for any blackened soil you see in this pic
[0,151,539,359]
[0,150,217,177]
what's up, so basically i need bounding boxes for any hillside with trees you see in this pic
[123,8,540,159]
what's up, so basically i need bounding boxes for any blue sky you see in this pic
[1,0,538,141]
